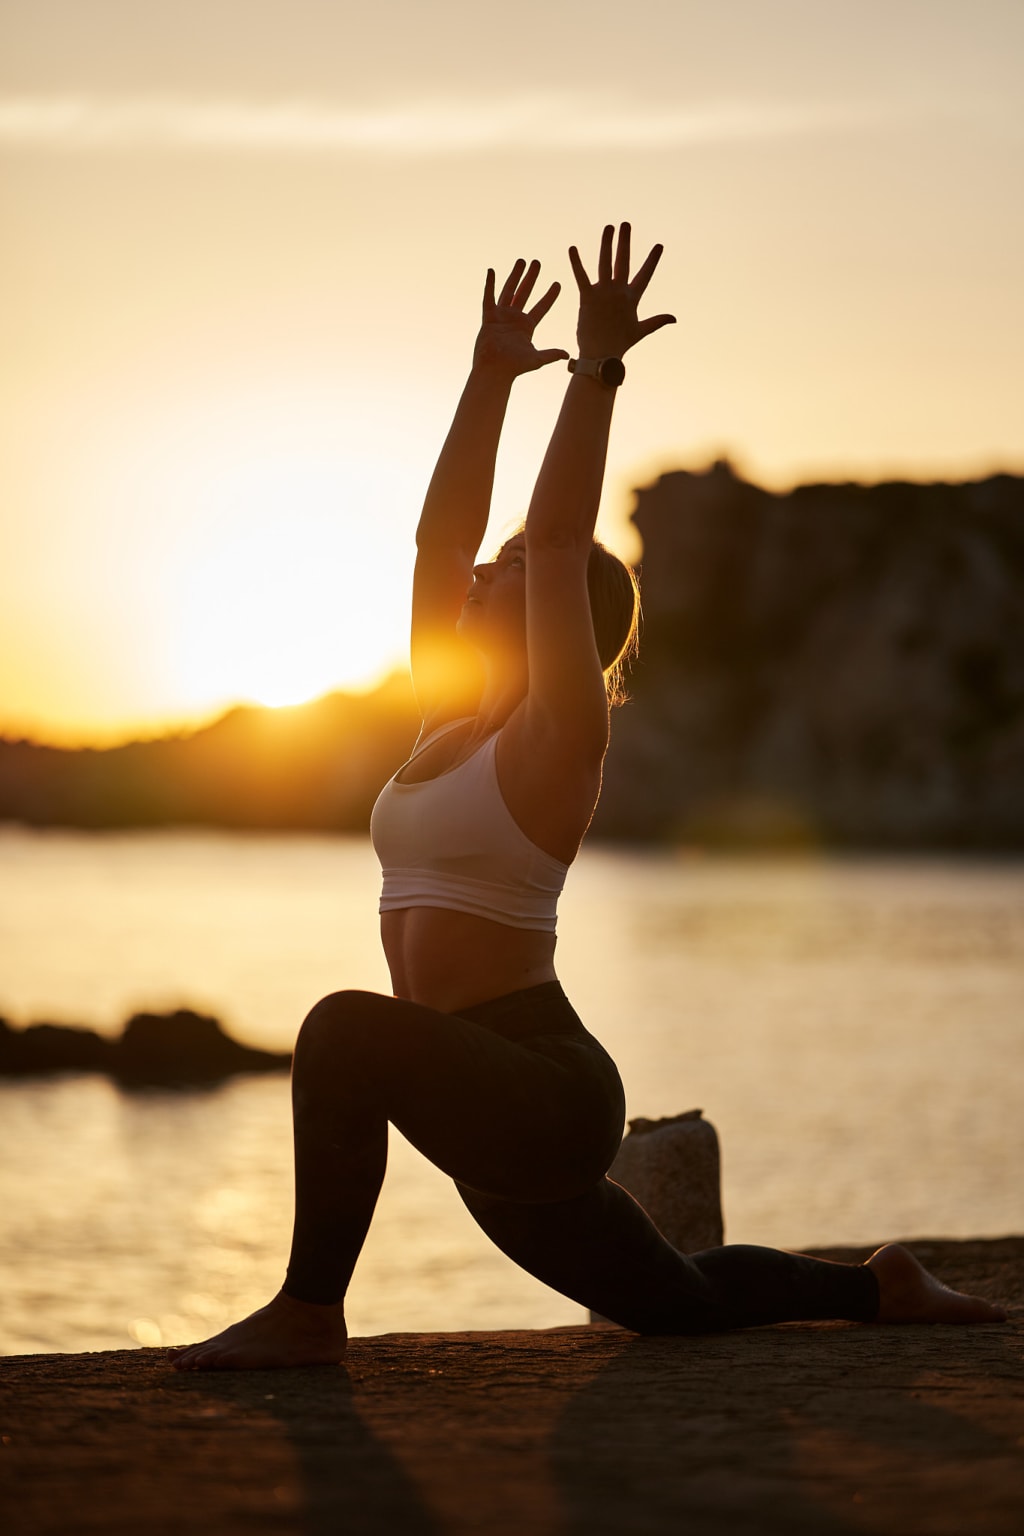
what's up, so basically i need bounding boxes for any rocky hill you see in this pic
[595,462,1024,847]
[2,463,1022,847]
[0,673,419,832]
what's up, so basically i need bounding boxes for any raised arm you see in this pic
[521,224,674,749]
[411,260,567,725]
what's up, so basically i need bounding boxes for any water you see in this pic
[1,827,1021,1356]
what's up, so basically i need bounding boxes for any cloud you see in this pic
[0,93,936,155]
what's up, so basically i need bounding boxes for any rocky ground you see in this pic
[2,1239,1022,1536]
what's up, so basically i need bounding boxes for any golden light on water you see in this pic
[1,846,1020,1354]
[128,1317,163,1347]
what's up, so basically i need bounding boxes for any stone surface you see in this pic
[606,1110,724,1253]
[1,1238,1021,1536]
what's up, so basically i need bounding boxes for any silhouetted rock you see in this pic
[0,1018,113,1076]
[0,1010,291,1087]
[113,1009,291,1087]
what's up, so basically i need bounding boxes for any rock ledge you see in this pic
[2,1238,1021,1535]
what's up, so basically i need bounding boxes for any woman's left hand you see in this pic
[569,223,675,360]
[473,259,570,378]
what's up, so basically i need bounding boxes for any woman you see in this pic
[171,226,1002,1370]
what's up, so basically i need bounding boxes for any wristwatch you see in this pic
[568,356,626,388]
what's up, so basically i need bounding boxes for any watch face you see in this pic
[599,358,626,387]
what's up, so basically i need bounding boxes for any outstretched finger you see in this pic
[613,222,631,283]
[513,258,542,310]
[525,280,561,327]
[534,347,571,369]
[498,259,527,308]
[637,312,676,341]
[568,244,591,292]
[482,267,496,315]
[629,242,664,298]
[598,224,614,284]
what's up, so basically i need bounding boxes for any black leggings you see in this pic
[282,981,879,1332]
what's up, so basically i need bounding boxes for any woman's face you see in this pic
[457,537,527,655]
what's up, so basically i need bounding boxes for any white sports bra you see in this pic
[369,719,568,933]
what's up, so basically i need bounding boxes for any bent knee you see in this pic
[294,989,388,1067]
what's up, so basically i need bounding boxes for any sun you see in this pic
[185,523,343,707]
[162,443,414,716]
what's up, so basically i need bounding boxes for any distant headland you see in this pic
[0,1009,290,1086]
[2,462,1022,849]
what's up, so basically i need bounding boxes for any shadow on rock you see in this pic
[166,1364,439,1536]
[548,1313,1023,1535]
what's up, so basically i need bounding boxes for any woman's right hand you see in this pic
[569,223,675,361]
[472,259,569,379]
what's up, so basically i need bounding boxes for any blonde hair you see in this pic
[587,542,641,706]
[501,526,642,705]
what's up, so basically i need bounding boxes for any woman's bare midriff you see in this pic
[380,907,558,1014]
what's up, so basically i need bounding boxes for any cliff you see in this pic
[595,462,1024,846]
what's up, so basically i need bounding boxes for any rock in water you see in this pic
[0,1018,113,1076]
[609,1110,724,1253]
[113,1009,289,1086]
[0,1010,291,1086]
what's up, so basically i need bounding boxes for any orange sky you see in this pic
[3,0,1022,744]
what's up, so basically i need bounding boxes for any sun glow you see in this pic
[156,416,418,718]
[175,519,356,709]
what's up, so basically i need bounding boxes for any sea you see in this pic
[1,826,1021,1356]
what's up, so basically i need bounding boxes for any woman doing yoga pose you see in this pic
[171,225,1003,1370]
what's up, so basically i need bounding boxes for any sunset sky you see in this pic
[3,0,1022,744]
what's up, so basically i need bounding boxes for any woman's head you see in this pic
[587,541,641,706]
[461,533,640,704]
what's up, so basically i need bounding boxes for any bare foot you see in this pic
[167,1290,348,1371]
[866,1243,1006,1325]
